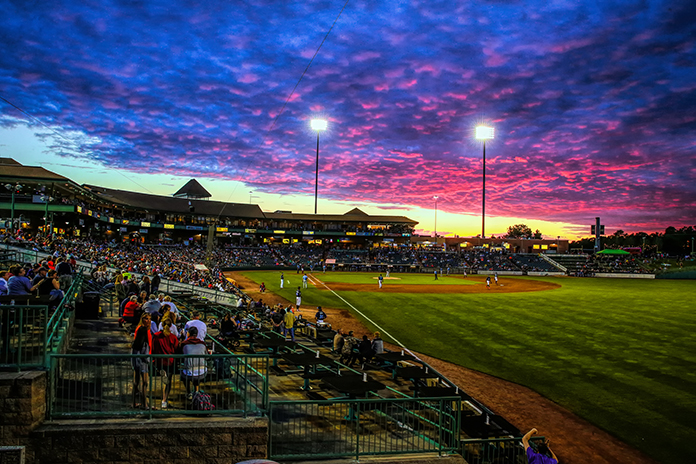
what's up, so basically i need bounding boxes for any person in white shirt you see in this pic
[184,311,207,341]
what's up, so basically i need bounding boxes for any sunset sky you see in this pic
[1,1,694,240]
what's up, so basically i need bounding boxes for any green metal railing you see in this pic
[1,305,49,369]
[268,396,461,461]
[44,274,83,363]
[460,436,546,464]
[0,274,83,370]
[48,353,269,419]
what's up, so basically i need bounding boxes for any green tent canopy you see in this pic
[597,249,631,255]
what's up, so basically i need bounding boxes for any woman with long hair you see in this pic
[152,320,179,409]
[131,312,152,409]
[115,274,127,303]
[158,304,179,338]
[140,275,151,296]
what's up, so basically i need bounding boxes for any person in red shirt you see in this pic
[123,295,141,327]
[152,320,179,409]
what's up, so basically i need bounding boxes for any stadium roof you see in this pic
[82,185,264,218]
[173,179,211,199]
[265,208,417,225]
[0,159,72,183]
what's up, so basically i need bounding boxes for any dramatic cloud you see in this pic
[1,0,695,232]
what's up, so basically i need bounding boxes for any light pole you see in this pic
[4,183,22,234]
[433,195,439,238]
[311,119,327,214]
[249,191,253,204]
[41,195,53,236]
[475,126,495,239]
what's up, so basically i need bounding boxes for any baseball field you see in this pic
[240,271,696,464]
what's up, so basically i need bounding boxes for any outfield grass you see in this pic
[242,272,695,464]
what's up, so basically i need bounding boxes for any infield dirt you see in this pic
[226,271,657,464]
[312,275,561,293]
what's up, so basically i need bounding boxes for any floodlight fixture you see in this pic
[311,119,328,131]
[475,126,495,140]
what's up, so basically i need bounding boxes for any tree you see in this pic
[505,224,534,239]
[533,229,543,240]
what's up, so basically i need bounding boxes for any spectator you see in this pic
[150,271,161,294]
[162,296,179,315]
[179,326,208,399]
[140,276,151,295]
[522,428,558,464]
[152,320,179,409]
[131,313,152,409]
[371,332,384,355]
[333,329,345,354]
[142,295,161,322]
[340,331,358,364]
[219,313,237,338]
[138,290,148,306]
[351,335,374,367]
[55,257,73,290]
[271,307,285,334]
[284,309,296,342]
[184,311,207,341]
[46,270,63,307]
[115,274,127,302]
[32,267,55,296]
[158,305,179,338]
[122,295,140,327]
[0,269,10,295]
[7,265,42,295]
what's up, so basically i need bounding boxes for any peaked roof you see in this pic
[0,158,22,166]
[173,179,211,199]
[345,207,369,216]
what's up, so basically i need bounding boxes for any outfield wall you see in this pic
[476,270,524,276]
[527,271,566,277]
[594,273,656,279]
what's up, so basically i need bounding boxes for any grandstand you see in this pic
[513,254,562,273]
[0,245,541,464]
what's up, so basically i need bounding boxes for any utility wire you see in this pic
[216,0,351,219]
[1,95,154,193]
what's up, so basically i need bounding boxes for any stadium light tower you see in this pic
[311,119,328,214]
[433,195,439,238]
[475,126,494,239]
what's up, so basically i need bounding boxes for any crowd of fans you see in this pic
[2,233,660,280]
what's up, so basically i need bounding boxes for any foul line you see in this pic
[309,274,420,360]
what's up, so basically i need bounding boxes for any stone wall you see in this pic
[0,371,47,444]
[0,370,269,464]
[26,417,268,464]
